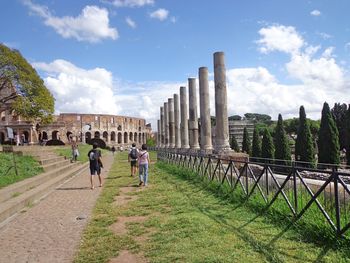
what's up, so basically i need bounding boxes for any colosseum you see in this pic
[0,82,152,148]
[0,111,152,148]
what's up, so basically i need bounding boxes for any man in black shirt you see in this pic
[87,143,103,189]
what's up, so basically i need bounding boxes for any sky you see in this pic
[1,0,350,131]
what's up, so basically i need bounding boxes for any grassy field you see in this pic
[74,151,350,263]
[54,144,109,163]
[0,152,43,188]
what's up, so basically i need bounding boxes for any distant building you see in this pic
[228,120,254,149]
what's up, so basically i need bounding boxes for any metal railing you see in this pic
[156,150,350,237]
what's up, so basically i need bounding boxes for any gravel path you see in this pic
[0,152,115,263]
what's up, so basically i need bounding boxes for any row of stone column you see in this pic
[157,51,231,154]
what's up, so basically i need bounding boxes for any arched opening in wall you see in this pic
[23,131,29,143]
[0,132,5,144]
[138,133,141,143]
[118,132,122,144]
[111,131,116,142]
[129,132,133,142]
[94,131,100,139]
[138,127,141,131]
[124,132,128,143]
[103,131,108,141]
[0,111,6,121]
[142,133,145,143]
[85,132,91,143]
[42,131,48,140]
[66,131,73,142]
[134,132,137,142]
[52,130,59,140]
[117,125,122,131]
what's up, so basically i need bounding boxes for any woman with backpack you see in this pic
[128,143,139,177]
[138,144,150,186]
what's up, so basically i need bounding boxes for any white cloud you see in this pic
[102,0,154,8]
[125,17,136,28]
[257,25,304,55]
[150,8,169,21]
[23,0,118,43]
[317,32,332,40]
[33,60,120,114]
[310,9,321,16]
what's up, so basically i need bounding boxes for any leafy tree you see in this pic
[0,44,54,124]
[331,103,348,150]
[252,126,262,159]
[242,127,251,155]
[345,105,350,165]
[230,135,240,152]
[318,102,340,166]
[274,114,291,165]
[295,106,315,167]
[244,113,272,123]
[146,137,156,147]
[228,115,242,121]
[262,128,274,162]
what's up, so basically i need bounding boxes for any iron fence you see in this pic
[156,150,350,237]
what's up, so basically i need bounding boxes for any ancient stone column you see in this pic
[164,102,169,147]
[180,86,190,149]
[168,98,175,148]
[160,106,164,147]
[199,67,213,152]
[188,78,200,150]
[157,119,160,147]
[214,51,231,151]
[174,93,181,149]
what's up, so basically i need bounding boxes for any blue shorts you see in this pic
[90,164,101,175]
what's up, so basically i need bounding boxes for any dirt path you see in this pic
[0,152,115,263]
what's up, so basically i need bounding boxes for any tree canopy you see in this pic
[0,44,54,124]
[242,127,252,155]
[274,114,291,165]
[261,128,274,161]
[230,135,240,152]
[252,126,262,159]
[244,113,272,123]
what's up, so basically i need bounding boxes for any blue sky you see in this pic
[1,0,350,130]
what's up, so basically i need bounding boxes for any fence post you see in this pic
[333,166,341,235]
[292,161,298,215]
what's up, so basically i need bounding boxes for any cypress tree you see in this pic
[252,126,262,160]
[262,128,274,162]
[242,127,252,155]
[346,105,350,165]
[318,102,340,166]
[274,114,291,165]
[295,106,315,167]
[230,135,240,152]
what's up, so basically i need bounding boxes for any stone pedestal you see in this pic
[213,51,231,152]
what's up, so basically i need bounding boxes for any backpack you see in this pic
[89,150,96,161]
[130,148,138,159]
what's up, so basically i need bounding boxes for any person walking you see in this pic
[128,143,139,177]
[111,146,116,155]
[71,140,79,162]
[87,143,103,189]
[138,144,150,186]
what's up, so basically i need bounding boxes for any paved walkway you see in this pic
[0,152,115,263]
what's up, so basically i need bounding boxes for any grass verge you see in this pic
[74,152,350,263]
[54,144,109,163]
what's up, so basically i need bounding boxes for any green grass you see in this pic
[0,152,43,188]
[74,152,350,263]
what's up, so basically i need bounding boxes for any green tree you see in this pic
[274,114,291,165]
[252,126,262,159]
[230,135,240,152]
[318,102,340,166]
[242,127,251,155]
[346,105,350,165]
[228,115,242,121]
[262,128,274,162]
[331,103,348,150]
[295,106,315,167]
[146,137,156,147]
[0,44,54,124]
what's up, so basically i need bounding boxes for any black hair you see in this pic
[93,142,98,149]
[141,144,147,150]
[132,143,136,147]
